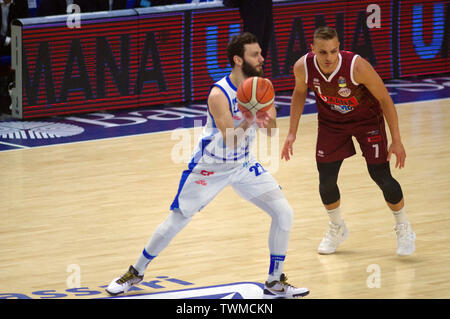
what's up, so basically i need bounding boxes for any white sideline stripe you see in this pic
[0,97,448,153]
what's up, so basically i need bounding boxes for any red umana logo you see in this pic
[318,92,359,107]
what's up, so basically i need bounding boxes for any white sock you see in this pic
[247,190,292,284]
[134,249,155,276]
[267,254,285,283]
[392,207,408,225]
[327,206,344,225]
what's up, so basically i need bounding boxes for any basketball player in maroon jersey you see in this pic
[281,26,415,256]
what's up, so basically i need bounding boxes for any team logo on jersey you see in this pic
[337,76,351,97]
[338,87,352,97]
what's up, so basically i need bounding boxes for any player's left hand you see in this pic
[255,111,273,128]
[387,141,406,169]
[242,109,255,124]
[242,110,273,128]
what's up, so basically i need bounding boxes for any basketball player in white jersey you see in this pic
[106,33,309,299]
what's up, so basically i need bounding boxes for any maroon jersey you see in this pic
[305,51,382,128]
[305,51,389,164]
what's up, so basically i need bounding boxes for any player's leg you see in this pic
[316,160,350,254]
[366,161,404,215]
[316,124,354,254]
[249,188,293,282]
[132,209,192,275]
[356,121,415,256]
[366,162,415,255]
[232,162,309,298]
[105,209,192,296]
[106,165,229,296]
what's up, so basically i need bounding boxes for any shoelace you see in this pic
[395,224,413,240]
[279,274,294,288]
[117,271,136,284]
[396,231,414,243]
[324,223,341,243]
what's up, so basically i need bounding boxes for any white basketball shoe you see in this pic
[105,265,144,296]
[395,222,416,256]
[317,221,349,254]
[263,274,310,299]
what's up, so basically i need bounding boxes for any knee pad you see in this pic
[319,181,340,205]
[367,162,403,204]
[317,161,342,205]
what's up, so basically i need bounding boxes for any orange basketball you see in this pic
[236,76,275,116]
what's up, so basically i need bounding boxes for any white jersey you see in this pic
[191,75,257,166]
[170,75,281,217]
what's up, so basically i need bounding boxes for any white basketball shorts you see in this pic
[170,157,281,217]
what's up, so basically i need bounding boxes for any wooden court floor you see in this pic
[0,99,449,299]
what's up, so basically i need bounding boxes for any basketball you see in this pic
[236,76,275,116]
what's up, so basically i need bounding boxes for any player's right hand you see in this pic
[387,140,406,169]
[281,133,296,161]
[242,109,255,124]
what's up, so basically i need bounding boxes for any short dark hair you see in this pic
[313,26,338,41]
[227,32,259,67]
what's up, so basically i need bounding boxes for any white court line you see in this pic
[0,141,30,149]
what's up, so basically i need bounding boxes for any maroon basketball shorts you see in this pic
[316,118,388,164]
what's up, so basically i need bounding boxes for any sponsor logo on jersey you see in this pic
[317,92,358,107]
[200,170,214,176]
[330,104,354,113]
[317,92,359,113]
[366,130,382,142]
[367,135,382,143]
